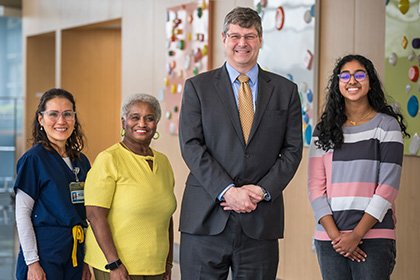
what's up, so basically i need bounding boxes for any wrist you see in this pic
[166,260,173,268]
[105,259,122,270]
[260,186,270,201]
[328,230,341,240]
[351,229,364,240]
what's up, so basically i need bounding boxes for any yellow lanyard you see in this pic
[72,225,84,267]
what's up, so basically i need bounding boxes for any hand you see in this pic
[82,262,91,280]
[241,185,265,204]
[221,186,259,213]
[163,263,172,280]
[27,261,46,280]
[332,232,366,260]
[346,246,367,262]
[109,264,131,280]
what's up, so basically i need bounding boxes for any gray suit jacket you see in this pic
[179,63,303,239]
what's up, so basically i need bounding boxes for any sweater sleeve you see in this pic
[364,118,404,222]
[307,135,333,223]
[15,189,39,265]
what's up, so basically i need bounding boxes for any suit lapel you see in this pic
[248,68,274,144]
[213,64,244,143]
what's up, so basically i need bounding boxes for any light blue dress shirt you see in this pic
[217,63,270,201]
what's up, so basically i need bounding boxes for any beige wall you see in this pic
[21,0,420,279]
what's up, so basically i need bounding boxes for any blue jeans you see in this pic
[315,239,396,280]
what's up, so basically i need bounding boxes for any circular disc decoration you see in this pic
[407,95,419,117]
[261,0,267,8]
[304,10,312,24]
[305,125,312,146]
[389,52,397,66]
[409,66,419,82]
[275,6,285,31]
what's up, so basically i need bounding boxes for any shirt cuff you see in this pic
[218,184,235,201]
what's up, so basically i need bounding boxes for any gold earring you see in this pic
[153,131,160,140]
[120,128,125,137]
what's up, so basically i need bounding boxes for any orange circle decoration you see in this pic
[275,6,285,31]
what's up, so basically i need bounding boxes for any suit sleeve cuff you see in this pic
[218,184,235,201]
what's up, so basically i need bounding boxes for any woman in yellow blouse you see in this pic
[84,93,176,280]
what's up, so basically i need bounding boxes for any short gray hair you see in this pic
[120,93,162,122]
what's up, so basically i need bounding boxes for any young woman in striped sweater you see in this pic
[308,54,409,280]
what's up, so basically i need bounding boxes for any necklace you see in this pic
[120,141,154,171]
[120,141,136,153]
[347,108,373,126]
[120,141,152,157]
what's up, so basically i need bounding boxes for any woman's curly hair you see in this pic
[315,54,409,151]
[32,88,85,161]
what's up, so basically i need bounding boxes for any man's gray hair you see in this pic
[223,6,262,37]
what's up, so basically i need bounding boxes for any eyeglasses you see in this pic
[40,110,76,121]
[338,71,368,83]
[226,33,259,41]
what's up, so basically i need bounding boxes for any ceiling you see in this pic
[0,0,22,9]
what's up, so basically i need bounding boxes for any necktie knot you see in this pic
[238,74,250,84]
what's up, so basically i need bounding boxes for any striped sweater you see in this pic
[308,113,403,241]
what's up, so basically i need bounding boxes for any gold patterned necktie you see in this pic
[238,74,254,144]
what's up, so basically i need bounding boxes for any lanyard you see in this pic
[73,167,80,182]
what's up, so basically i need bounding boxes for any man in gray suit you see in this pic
[178,6,303,280]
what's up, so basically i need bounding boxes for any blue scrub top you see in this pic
[14,143,91,228]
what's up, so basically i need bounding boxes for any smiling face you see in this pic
[122,101,157,147]
[339,60,370,105]
[223,23,262,73]
[38,97,75,150]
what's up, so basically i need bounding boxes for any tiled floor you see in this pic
[172,261,181,280]
[0,191,16,280]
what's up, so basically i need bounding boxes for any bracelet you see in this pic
[166,261,173,268]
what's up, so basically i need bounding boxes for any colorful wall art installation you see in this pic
[164,0,211,135]
[385,0,420,155]
[254,0,318,146]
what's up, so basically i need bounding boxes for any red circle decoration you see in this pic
[261,0,267,8]
[409,66,419,82]
[275,6,285,31]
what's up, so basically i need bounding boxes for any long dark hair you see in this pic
[32,88,85,161]
[315,54,409,151]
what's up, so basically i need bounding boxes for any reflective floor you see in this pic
[0,190,16,280]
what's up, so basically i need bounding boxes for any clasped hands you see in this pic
[331,231,367,262]
[220,185,264,213]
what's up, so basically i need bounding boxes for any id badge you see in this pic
[70,182,85,204]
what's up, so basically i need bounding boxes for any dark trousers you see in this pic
[315,239,396,280]
[180,213,279,280]
[16,226,85,280]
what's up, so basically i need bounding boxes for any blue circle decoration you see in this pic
[287,73,294,81]
[310,5,315,17]
[407,95,419,117]
[385,0,390,5]
[305,125,312,146]
[304,112,310,124]
[307,89,313,103]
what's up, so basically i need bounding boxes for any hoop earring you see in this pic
[120,128,126,137]
[153,131,160,140]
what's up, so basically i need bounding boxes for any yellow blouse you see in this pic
[84,143,176,275]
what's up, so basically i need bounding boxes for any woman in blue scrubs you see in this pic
[14,88,91,280]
